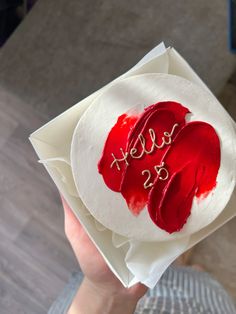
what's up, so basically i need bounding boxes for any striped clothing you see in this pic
[136,267,236,314]
[49,266,236,314]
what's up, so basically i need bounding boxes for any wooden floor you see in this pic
[0,88,78,313]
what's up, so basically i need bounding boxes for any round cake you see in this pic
[71,73,236,241]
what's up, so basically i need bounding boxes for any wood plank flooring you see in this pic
[0,87,78,314]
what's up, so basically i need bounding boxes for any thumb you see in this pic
[60,195,83,241]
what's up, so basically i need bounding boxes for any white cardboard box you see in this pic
[29,43,236,288]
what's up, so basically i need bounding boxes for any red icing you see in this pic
[148,122,220,233]
[98,101,221,233]
[121,102,189,214]
[98,113,139,191]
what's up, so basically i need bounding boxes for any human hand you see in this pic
[62,197,148,314]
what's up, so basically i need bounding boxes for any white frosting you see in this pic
[71,73,236,241]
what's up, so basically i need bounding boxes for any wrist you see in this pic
[68,277,140,314]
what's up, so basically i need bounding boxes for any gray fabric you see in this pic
[136,267,236,314]
[0,0,235,120]
[48,266,236,314]
[48,271,84,314]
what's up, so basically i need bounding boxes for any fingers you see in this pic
[60,194,79,224]
[60,194,83,240]
[59,194,103,268]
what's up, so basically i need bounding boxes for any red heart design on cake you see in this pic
[98,101,220,233]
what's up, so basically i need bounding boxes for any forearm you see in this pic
[68,278,138,314]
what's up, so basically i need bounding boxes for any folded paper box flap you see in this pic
[30,43,236,288]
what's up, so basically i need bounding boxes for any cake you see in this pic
[70,73,236,242]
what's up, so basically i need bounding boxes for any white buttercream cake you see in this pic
[70,73,236,242]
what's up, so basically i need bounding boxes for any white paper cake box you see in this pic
[29,43,236,289]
